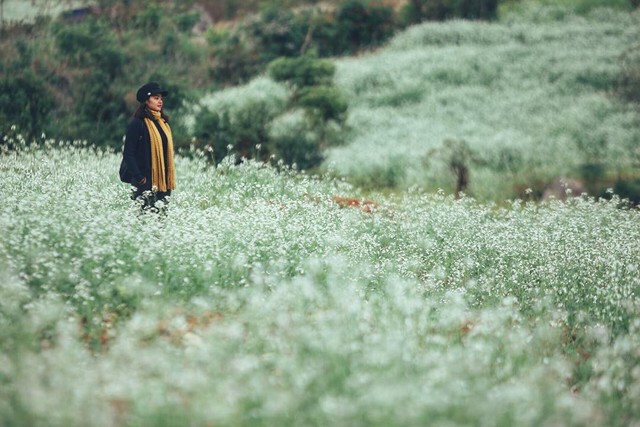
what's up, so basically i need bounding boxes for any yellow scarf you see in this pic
[144,110,176,192]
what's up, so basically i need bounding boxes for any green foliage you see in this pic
[400,0,499,25]
[53,19,108,65]
[175,10,201,33]
[267,55,335,89]
[196,54,349,169]
[334,0,396,53]
[0,73,53,143]
[192,78,289,162]
[208,7,313,85]
[297,85,348,124]
[208,31,262,85]
[209,1,395,85]
[242,7,306,62]
[194,102,275,162]
[0,2,207,148]
[266,56,348,168]
[134,3,163,34]
[48,18,130,146]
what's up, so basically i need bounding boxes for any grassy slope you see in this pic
[327,7,640,200]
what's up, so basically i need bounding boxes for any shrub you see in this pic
[192,79,289,163]
[0,73,54,143]
[267,55,336,89]
[334,1,396,53]
[193,101,276,162]
[242,7,306,63]
[175,10,201,33]
[207,1,396,84]
[269,109,323,169]
[267,56,348,164]
[209,31,262,85]
[297,85,348,125]
[193,109,235,164]
[53,19,106,65]
[134,3,163,34]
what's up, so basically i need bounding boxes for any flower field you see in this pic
[1,140,639,426]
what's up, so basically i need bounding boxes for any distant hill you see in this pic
[323,7,640,199]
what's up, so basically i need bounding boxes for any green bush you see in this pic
[266,56,348,165]
[333,1,395,53]
[193,109,235,164]
[209,32,262,85]
[0,73,54,143]
[193,98,282,163]
[53,19,107,65]
[297,85,348,125]
[134,3,163,34]
[267,55,336,89]
[242,7,306,63]
[175,10,201,33]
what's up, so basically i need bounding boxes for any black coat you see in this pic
[121,117,170,191]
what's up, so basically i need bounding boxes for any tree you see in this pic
[424,139,484,197]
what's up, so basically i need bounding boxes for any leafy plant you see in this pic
[0,73,53,143]
[267,55,349,167]
[267,55,336,89]
[334,0,396,53]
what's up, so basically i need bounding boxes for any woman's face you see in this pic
[145,94,163,112]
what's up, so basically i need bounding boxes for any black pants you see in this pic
[131,186,171,214]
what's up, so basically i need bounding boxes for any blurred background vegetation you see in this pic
[1,0,639,201]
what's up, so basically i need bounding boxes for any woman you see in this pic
[121,82,176,213]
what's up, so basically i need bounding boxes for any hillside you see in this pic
[188,6,640,201]
[2,2,639,202]
[327,8,640,199]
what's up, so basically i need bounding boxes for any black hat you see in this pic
[136,82,168,103]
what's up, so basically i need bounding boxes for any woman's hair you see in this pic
[133,104,170,122]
